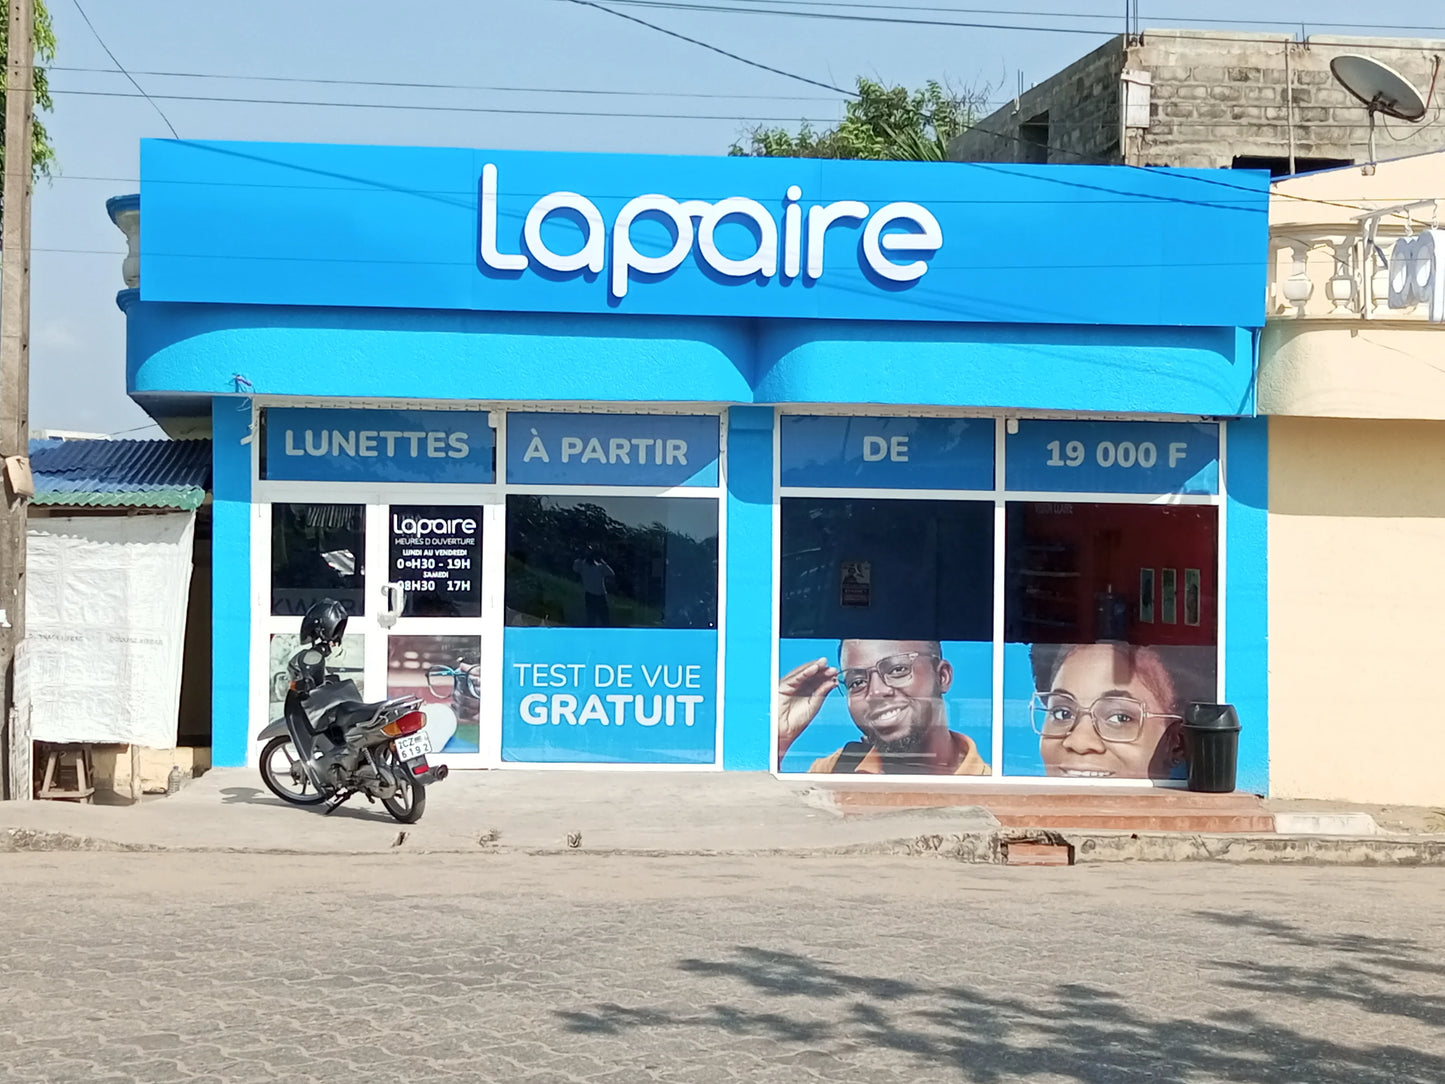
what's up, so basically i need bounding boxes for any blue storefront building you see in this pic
[111,139,1270,790]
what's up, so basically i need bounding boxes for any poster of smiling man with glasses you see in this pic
[777,639,991,775]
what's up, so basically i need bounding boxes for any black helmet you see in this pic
[300,598,348,646]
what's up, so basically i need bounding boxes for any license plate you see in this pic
[393,732,431,762]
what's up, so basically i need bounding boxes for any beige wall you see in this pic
[1260,323,1445,421]
[1270,416,1445,805]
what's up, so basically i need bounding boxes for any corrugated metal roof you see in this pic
[28,438,212,510]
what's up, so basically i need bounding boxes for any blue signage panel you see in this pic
[506,412,719,487]
[264,407,494,483]
[1005,420,1219,494]
[141,140,1269,327]
[780,415,994,490]
[501,626,718,764]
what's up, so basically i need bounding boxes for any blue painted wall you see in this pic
[723,407,774,770]
[1224,417,1269,794]
[210,397,252,767]
[123,300,1257,420]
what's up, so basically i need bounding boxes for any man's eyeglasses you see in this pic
[426,663,481,701]
[1030,692,1181,744]
[838,652,939,696]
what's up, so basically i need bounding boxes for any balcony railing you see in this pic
[1268,199,1443,323]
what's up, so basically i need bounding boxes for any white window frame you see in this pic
[770,408,1227,788]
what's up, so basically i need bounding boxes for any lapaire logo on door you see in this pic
[478,163,944,299]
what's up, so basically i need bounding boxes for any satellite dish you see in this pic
[1329,54,1429,171]
[1331,55,1427,120]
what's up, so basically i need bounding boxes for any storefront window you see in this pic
[1002,502,1218,780]
[777,497,995,776]
[270,503,365,616]
[503,494,718,629]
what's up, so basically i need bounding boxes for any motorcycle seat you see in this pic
[322,699,389,732]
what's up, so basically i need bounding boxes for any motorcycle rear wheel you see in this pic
[381,757,427,824]
[259,735,330,806]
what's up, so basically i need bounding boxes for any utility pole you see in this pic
[1,0,34,801]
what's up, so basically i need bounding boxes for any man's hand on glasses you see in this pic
[776,658,837,757]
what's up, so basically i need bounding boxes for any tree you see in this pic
[729,77,990,162]
[0,0,57,184]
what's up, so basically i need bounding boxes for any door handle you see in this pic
[379,581,406,628]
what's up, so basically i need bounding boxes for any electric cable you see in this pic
[68,0,179,138]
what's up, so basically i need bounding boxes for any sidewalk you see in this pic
[2,769,1443,865]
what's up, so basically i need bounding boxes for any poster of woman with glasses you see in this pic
[1022,641,1215,779]
[387,636,481,753]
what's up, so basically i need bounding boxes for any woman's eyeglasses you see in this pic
[1030,692,1181,744]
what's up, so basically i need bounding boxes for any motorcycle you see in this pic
[256,599,448,823]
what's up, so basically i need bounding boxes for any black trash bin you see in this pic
[1183,703,1240,793]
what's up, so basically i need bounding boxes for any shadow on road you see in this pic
[217,786,393,823]
[220,786,269,805]
[556,911,1445,1083]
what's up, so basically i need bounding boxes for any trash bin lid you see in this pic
[1184,702,1241,730]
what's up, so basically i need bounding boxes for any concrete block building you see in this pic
[950,29,1445,174]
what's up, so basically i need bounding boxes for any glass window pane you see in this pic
[270,503,365,617]
[387,635,482,754]
[777,497,994,776]
[1003,501,1218,780]
[268,633,364,721]
[504,495,718,630]
[388,505,483,618]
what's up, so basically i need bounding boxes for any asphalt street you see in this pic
[1,853,1442,1083]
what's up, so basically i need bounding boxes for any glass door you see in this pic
[261,495,503,768]
[367,500,499,767]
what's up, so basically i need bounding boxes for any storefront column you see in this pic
[211,397,252,767]
[1225,418,1269,794]
[723,407,774,770]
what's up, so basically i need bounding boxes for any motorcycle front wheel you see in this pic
[381,754,427,824]
[259,735,330,806]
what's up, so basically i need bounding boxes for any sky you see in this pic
[25,0,1445,437]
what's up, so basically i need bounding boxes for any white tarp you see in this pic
[25,512,196,747]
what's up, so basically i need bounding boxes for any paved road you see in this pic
[1,854,1442,1083]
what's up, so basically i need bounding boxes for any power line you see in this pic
[546,0,1445,48]
[576,0,1121,35]
[639,0,1445,33]
[560,0,850,94]
[46,65,847,102]
[68,0,179,138]
[47,89,844,124]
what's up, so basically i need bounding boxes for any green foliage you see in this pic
[729,77,990,162]
[0,0,57,183]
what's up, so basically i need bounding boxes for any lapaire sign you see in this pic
[137,140,1270,326]
[479,164,943,299]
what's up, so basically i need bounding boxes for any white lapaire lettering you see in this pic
[392,514,477,536]
[478,165,943,299]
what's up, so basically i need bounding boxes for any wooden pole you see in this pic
[1,0,35,801]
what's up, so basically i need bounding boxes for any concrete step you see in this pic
[815,784,1275,834]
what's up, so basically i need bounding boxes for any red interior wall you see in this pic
[1017,503,1217,646]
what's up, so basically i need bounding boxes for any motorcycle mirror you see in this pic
[302,649,324,665]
